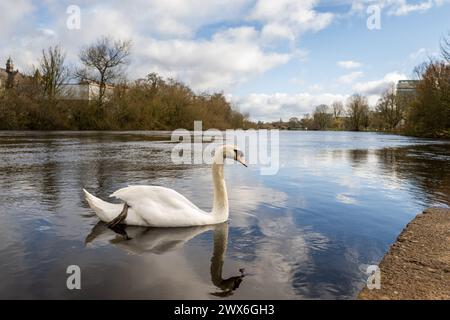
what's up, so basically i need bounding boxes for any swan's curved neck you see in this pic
[211,155,229,222]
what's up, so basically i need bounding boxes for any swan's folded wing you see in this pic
[110,185,203,213]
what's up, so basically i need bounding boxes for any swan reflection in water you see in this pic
[85,222,245,297]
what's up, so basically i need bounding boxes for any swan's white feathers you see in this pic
[111,185,200,211]
[107,185,216,227]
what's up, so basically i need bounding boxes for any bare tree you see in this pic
[39,46,70,99]
[331,101,344,119]
[346,94,369,131]
[408,60,450,136]
[441,32,450,63]
[313,104,332,130]
[76,36,131,104]
[288,117,300,129]
[376,84,404,130]
[300,113,313,130]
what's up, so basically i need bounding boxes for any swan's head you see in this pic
[219,145,247,167]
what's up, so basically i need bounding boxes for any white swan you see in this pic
[83,145,247,227]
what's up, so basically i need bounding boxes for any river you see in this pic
[0,131,448,299]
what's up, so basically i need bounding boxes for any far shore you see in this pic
[1,129,449,141]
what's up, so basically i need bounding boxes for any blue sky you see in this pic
[1,0,449,121]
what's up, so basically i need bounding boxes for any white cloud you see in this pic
[0,0,338,93]
[409,48,427,60]
[230,92,348,121]
[0,0,34,38]
[132,27,291,90]
[351,71,407,105]
[408,47,440,61]
[389,0,433,16]
[289,77,305,85]
[352,71,406,95]
[338,71,364,84]
[261,23,295,42]
[337,60,362,69]
[250,0,334,42]
[73,0,253,39]
[307,84,324,93]
[350,0,448,16]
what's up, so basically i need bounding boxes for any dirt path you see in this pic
[358,207,450,300]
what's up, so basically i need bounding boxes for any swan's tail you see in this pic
[83,189,122,222]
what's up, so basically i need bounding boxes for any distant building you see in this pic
[1,58,115,101]
[59,81,115,101]
[0,58,24,90]
[396,80,419,95]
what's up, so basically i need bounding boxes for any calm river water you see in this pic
[0,131,448,299]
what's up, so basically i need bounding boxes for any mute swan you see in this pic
[83,145,247,227]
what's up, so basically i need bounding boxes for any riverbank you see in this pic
[358,207,450,300]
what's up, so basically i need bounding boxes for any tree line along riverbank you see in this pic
[0,34,449,137]
[0,37,252,131]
